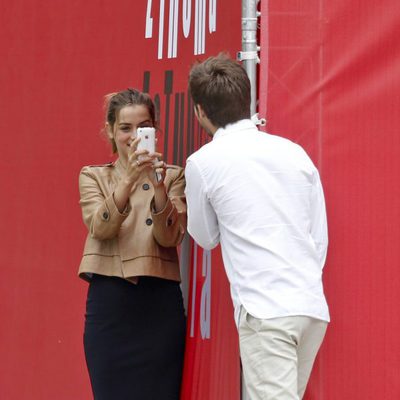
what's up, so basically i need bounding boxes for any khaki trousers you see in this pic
[239,307,327,400]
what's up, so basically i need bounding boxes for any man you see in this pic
[185,54,329,400]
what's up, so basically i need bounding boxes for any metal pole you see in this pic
[239,0,265,126]
[241,0,258,115]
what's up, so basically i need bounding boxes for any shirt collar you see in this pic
[213,119,256,140]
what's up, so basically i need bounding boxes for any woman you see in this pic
[78,88,186,400]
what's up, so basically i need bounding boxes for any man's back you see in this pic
[186,55,329,400]
[186,119,329,323]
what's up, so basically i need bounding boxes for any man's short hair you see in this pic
[189,53,251,128]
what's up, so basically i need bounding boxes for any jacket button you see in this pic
[102,212,109,220]
[142,183,150,191]
[145,218,153,226]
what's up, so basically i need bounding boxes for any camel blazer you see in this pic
[78,159,186,283]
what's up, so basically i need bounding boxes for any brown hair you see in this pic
[188,53,251,128]
[104,88,157,153]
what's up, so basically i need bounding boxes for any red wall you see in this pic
[0,1,241,398]
[3,1,397,398]
[259,1,400,398]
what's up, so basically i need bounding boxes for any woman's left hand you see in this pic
[148,152,168,213]
[148,152,167,188]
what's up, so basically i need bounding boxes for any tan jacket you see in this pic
[78,159,186,283]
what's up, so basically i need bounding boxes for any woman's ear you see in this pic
[105,122,114,140]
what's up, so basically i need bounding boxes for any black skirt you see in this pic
[84,274,186,400]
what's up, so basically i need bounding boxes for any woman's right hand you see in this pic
[113,137,159,214]
[124,137,158,185]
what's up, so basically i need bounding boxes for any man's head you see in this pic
[189,53,251,130]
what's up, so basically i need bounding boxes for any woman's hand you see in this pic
[113,137,157,213]
[148,152,168,213]
[124,137,158,185]
[148,153,167,188]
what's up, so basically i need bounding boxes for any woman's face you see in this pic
[108,105,153,161]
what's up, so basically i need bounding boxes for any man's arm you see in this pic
[185,159,220,250]
[310,169,328,267]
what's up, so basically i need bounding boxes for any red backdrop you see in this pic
[0,1,240,399]
[259,1,400,398]
[2,1,399,399]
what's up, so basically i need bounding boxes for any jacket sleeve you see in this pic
[151,167,187,247]
[79,167,131,240]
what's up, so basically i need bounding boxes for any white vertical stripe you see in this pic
[158,0,165,59]
[201,0,206,53]
[145,0,153,38]
[173,0,179,57]
[189,243,198,337]
[183,0,191,38]
[168,0,174,58]
[195,0,199,54]
[209,0,217,33]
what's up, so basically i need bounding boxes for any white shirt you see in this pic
[185,119,330,325]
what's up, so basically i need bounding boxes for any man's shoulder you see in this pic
[265,133,310,154]
[187,141,214,164]
[269,134,318,170]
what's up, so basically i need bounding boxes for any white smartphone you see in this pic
[136,127,162,182]
[136,127,156,153]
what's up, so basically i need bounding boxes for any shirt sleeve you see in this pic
[310,169,328,267]
[185,159,220,250]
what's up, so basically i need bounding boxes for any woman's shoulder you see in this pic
[80,162,114,172]
[165,164,184,179]
[79,162,116,179]
[166,163,183,171]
